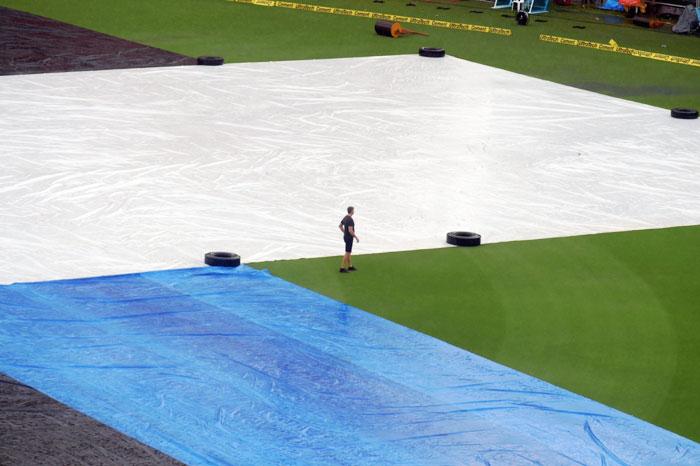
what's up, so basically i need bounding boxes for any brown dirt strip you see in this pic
[0,6,196,76]
[0,373,185,466]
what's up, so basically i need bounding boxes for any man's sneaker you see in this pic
[348,266,357,271]
[339,268,349,273]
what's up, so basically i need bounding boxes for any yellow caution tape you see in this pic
[230,0,512,36]
[540,34,700,68]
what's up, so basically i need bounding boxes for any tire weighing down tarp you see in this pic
[0,266,698,465]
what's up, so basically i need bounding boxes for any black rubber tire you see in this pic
[516,11,529,26]
[197,56,224,66]
[671,108,699,120]
[204,251,241,267]
[446,231,481,247]
[419,47,445,58]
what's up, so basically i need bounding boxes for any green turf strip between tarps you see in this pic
[2,0,700,109]
[251,225,700,443]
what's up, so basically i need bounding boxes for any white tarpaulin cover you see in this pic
[1,55,699,284]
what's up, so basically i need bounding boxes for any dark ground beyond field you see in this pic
[0,6,195,75]
[0,373,183,466]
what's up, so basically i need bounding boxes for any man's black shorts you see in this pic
[344,236,353,253]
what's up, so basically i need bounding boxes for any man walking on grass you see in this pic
[339,206,359,273]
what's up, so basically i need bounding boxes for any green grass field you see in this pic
[2,0,700,108]
[3,0,700,443]
[252,226,700,442]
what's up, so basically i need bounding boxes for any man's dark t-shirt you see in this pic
[341,215,354,240]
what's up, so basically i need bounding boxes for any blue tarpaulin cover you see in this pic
[601,0,625,11]
[0,266,698,465]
